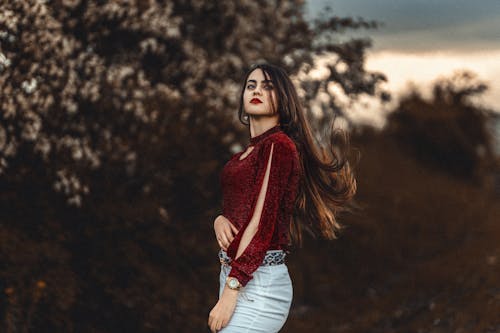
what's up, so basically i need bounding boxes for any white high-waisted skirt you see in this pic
[217,250,293,332]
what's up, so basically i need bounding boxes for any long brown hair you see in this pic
[237,63,357,248]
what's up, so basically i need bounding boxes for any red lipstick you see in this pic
[250,98,262,104]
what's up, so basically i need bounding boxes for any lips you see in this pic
[250,98,262,104]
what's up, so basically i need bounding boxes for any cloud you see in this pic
[365,49,500,111]
[306,0,500,52]
[306,0,500,128]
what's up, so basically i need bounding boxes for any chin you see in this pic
[246,106,269,113]
[248,111,272,117]
[247,104,264,110]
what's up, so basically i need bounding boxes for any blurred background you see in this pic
[0,0,498,332]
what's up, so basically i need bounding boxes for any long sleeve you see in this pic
[226,139,296,287]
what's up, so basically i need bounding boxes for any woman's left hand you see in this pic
[208,287,239,332]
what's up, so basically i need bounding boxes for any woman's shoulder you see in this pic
[255,132,299,166]
[266,131,298,153]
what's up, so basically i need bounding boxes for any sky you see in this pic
[305,0,500,127]
[306,0,500,53]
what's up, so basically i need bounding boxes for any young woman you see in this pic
[208,63,357,332]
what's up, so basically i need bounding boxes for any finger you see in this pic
[229,222,238,234]
[217,231,228,245]
[223,227,234,240]
[217,239,227,251]
[216,233,224,243]
[220,233,231,248]
[224,226,234,246]
[225,230,234,243]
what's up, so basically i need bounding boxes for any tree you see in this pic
[386,70,497,180]
[0,1,387,331]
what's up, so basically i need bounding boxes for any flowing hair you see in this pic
[237,63,358,248]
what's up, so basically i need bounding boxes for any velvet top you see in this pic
[219,124,301,287]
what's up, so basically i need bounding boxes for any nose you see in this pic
[253,85,263,95]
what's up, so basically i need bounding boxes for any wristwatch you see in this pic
[226,277,241,290]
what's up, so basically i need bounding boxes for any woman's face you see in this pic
[243,68,278,116]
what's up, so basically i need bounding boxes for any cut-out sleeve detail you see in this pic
[226,140,295,287]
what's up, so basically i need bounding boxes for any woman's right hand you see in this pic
[214,215,239,251]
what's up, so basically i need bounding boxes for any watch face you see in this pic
[229,278,239,288]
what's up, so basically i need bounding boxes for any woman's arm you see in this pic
[234,143,274,260]
[226,140,296,287]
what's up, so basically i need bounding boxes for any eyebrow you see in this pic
[247,79,273,84]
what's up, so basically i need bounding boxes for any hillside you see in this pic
[282,132,500,333]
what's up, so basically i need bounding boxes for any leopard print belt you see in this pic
[218,249,286,267]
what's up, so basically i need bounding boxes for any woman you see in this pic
[208,63,357,332]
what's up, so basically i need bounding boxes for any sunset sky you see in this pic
[305,0,500,126]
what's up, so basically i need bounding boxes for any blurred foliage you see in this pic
[282,131,499,332]
[386,70,498,182]
[0,0,388,206]
[0,0,390,332]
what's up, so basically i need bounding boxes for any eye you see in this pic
[246,84,255,89]
[264,85,274,90]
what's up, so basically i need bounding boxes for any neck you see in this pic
[249,120,280,139]
[249,123,282,146]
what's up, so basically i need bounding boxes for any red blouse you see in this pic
[219,124,301,287]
